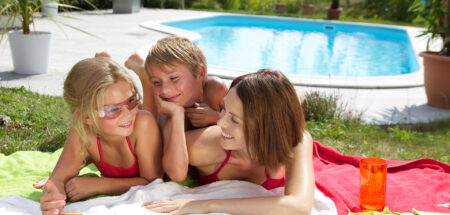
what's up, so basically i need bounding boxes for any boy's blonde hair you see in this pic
[230,69,306,170]
[63,57,138,157]
[145,36,207,80]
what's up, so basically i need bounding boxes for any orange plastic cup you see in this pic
[360,157,387,211]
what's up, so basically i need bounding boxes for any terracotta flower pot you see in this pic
[327,7,342,20]
[275,2,286,14]
[419,52,450,109]
[302,4,314,15]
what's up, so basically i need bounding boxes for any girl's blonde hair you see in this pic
[230,69,306,170]
[63,57,138,159]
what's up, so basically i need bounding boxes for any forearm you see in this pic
[162,113,189,181]
[87,177,149,196]
[184,196,311,215]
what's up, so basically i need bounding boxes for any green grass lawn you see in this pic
[1,86,449,164]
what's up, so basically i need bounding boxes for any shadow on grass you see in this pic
[38,132,67,152]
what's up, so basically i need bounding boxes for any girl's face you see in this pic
[150,63,204,108]
[98,80,138,137]
[217,87,246,151]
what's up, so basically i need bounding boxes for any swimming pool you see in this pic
[161,15,419,77]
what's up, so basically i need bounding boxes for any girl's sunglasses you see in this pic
[98,93,140,120]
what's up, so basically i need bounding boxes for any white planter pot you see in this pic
[41,0,58,18]
[113,0,140,13]
[8,30,52,75]
[0,15,21,28]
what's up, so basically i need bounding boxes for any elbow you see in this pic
[163,161,188,181]
[166,167,188,181]
[283,196,313,215]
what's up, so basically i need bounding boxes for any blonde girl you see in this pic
[145,69,315,214]
[39,57,163,215]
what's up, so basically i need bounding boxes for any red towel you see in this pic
[313,141,450,215]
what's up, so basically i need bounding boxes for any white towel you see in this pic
[0,179,337,215]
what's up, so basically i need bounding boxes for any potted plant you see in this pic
[1,0,95,75]
[327,0,342,20]
[410,0,450,109]
[302,0,314,15]
[113,0,141,13]
[0,0,21,29]
[41,0,58,17]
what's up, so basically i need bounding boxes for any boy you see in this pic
[123,36,227,129]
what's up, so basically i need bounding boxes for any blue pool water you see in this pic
[163,15,419,77]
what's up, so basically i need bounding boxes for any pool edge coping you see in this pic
[139,12,441,89]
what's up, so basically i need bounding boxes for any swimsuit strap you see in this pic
[211,150,232,176]
[125,136,137,159]
[96,135,104,162]
[264,168,272,179]
[97,136,135,161]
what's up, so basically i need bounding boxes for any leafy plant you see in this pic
[330,0,339,9]
[0,0,98,42]
[410,0,450,56]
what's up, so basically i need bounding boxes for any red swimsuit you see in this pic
[92,136,140,178]
[198,150,285,190]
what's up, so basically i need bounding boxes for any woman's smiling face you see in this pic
[217,87,246,151]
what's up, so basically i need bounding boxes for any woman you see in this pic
[146,69,314,215]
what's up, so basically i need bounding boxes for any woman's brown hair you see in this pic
[230,69,305,169]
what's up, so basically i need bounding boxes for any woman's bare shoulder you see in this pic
[186,126,227,166]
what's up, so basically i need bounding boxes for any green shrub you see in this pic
[191,0,220,9]
[143,0,164,8]
[223,0,241,10]
[285,0,301,14]
[304,91,359,123]
[66,0,111,9]
[344,0,417,22]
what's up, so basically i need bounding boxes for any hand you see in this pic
[157,97,185,117]
[40,180,66,215]
[185,103,220,127]
[143,199,194,215]
[94,51,111,58]
[33,177,49,189]
[125,53,146,80]
[64,177,97,202]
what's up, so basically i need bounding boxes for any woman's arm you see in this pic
[145,131,315,215]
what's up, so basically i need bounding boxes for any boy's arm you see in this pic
[185,76,228,127]
[159,99,189,181]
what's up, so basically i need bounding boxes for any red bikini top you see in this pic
[92,136,140,178]
[198,150,285,190]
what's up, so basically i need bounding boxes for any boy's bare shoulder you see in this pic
[203,76,228,109]
[204,76,227,94]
